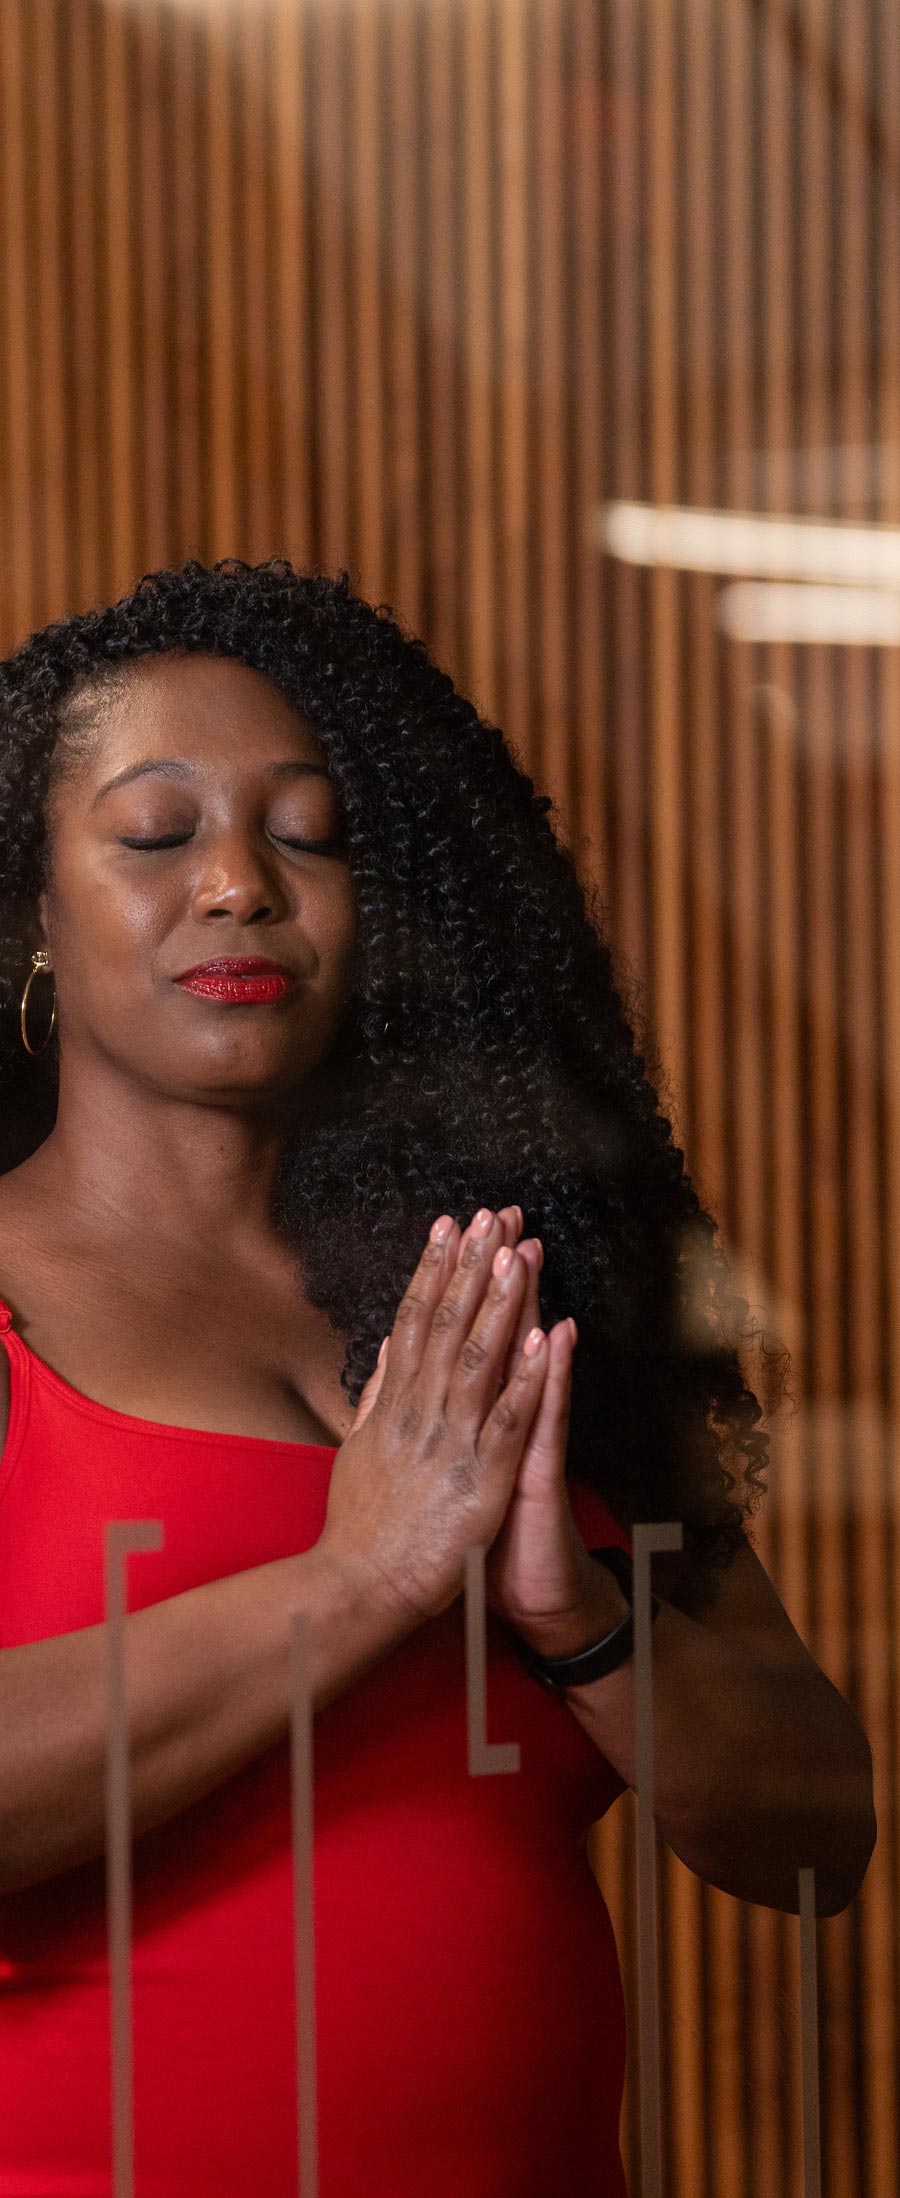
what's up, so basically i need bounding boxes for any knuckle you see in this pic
[491,1396,521,1438]
[446,1445,481,1499]
[422,1410,449,1457]
[430,1298,461,1337]
[394,1292,426,1328]
[393,1395,423,1445]
[459,1335,489,1374]
[460,1237,486,1270]
[419,1240,446,1273]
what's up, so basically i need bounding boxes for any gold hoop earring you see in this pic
[20,950,57,1056]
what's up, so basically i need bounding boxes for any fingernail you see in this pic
[524,1327,545,1357]
[473,1208,493,1235]
[430,1215,453,1242]
[378,1335,389,1362]
[567,1318,578,1344]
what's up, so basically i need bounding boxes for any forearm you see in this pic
[516,1574,876,1914]
[0,1544,411,1895]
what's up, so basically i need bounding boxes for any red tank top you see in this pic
[0,1290,629,2197]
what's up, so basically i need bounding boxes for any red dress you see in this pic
[0,1290,629,2196]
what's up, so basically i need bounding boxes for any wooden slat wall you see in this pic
[1,1,897,2189]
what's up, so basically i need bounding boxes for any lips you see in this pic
[175,957,293,980]
[173,957,296,1006]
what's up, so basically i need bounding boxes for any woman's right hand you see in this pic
[316,1209,549,1631]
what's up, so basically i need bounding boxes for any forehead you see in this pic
[74,652,326,769]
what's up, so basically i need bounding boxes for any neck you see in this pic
[20,1062,303,1263]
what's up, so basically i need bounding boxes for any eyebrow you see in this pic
[90,757,332,809]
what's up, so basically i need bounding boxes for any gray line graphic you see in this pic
[290,1613,319,2198]
[798,1868,822,2198]
[105,1519,164,2198]
[465,1545,521,1777]
[633,1521,683,2198]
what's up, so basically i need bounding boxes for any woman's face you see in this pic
[36,651,358,1109]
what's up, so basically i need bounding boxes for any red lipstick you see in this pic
[174,957,295,1005]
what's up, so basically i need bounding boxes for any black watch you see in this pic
[513,1547,660,1693]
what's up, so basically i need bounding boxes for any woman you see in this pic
[0,558,874,2196]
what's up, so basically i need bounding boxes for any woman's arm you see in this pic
[516,1536,876,1916]
[0,1544,414,1897]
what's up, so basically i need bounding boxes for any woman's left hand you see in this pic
[466,1207,604,1644]
[363,1206,605,1645]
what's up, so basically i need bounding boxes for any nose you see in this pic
[189,831,291,924]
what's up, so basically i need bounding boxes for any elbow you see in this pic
[769,1717,877,1917]
[808,1729,877,1917]
[664,1714,878,1916]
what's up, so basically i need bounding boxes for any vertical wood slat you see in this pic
[102,0,138,594]
[602,0,650,1010]
[757,0,807,2188]
[421,0,462,670]
[385,0,425,631]
[0,5,898,2193]
[874,0,900,2181]
[569,0,606,878]
[309,0,351,567]
[32,0,69,624]
[271,0,312,562]
[797,8,859,2194]
[238,0,277,562]
[713,14,762,2186]
[168,1,205,554]
[672,4,730,2187]
[0,0,35,638]
[460,0,498,714]
[349,0,387,590]
[835,5,896,2191]
[645,0,687,1163]
[495,0,531,776]
[205,1,241,551]
[134,0,172,573]
[533,0,573,829]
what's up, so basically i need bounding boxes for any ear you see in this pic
[32,890,49,952]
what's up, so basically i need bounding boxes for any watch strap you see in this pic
[513,1545,660,1693]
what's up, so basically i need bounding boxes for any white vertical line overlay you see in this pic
[633,1522,683,2198]
[105,1519,165,2198]
[465,1545,521,1777]
[290,1613,319,2198]
[798,1868,822,2198]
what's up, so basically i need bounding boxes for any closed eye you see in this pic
[118,835,345,854]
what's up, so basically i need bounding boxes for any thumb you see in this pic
[351,1334,390,1433]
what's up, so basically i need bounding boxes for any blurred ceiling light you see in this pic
[717,582,900,645]
[598,501,900,588]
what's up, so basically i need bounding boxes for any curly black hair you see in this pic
[0,556,786,1608]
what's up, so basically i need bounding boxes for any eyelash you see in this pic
[118,835,343,855]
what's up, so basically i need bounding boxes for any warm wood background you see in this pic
[1,0,898,2189]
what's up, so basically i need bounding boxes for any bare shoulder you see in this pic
[0,1163,47,1462]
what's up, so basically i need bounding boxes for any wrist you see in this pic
[512,1567,630,1661]
[307,1537,420,1657]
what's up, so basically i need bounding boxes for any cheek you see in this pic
[49,846,167,978]
[318,874,358,970]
